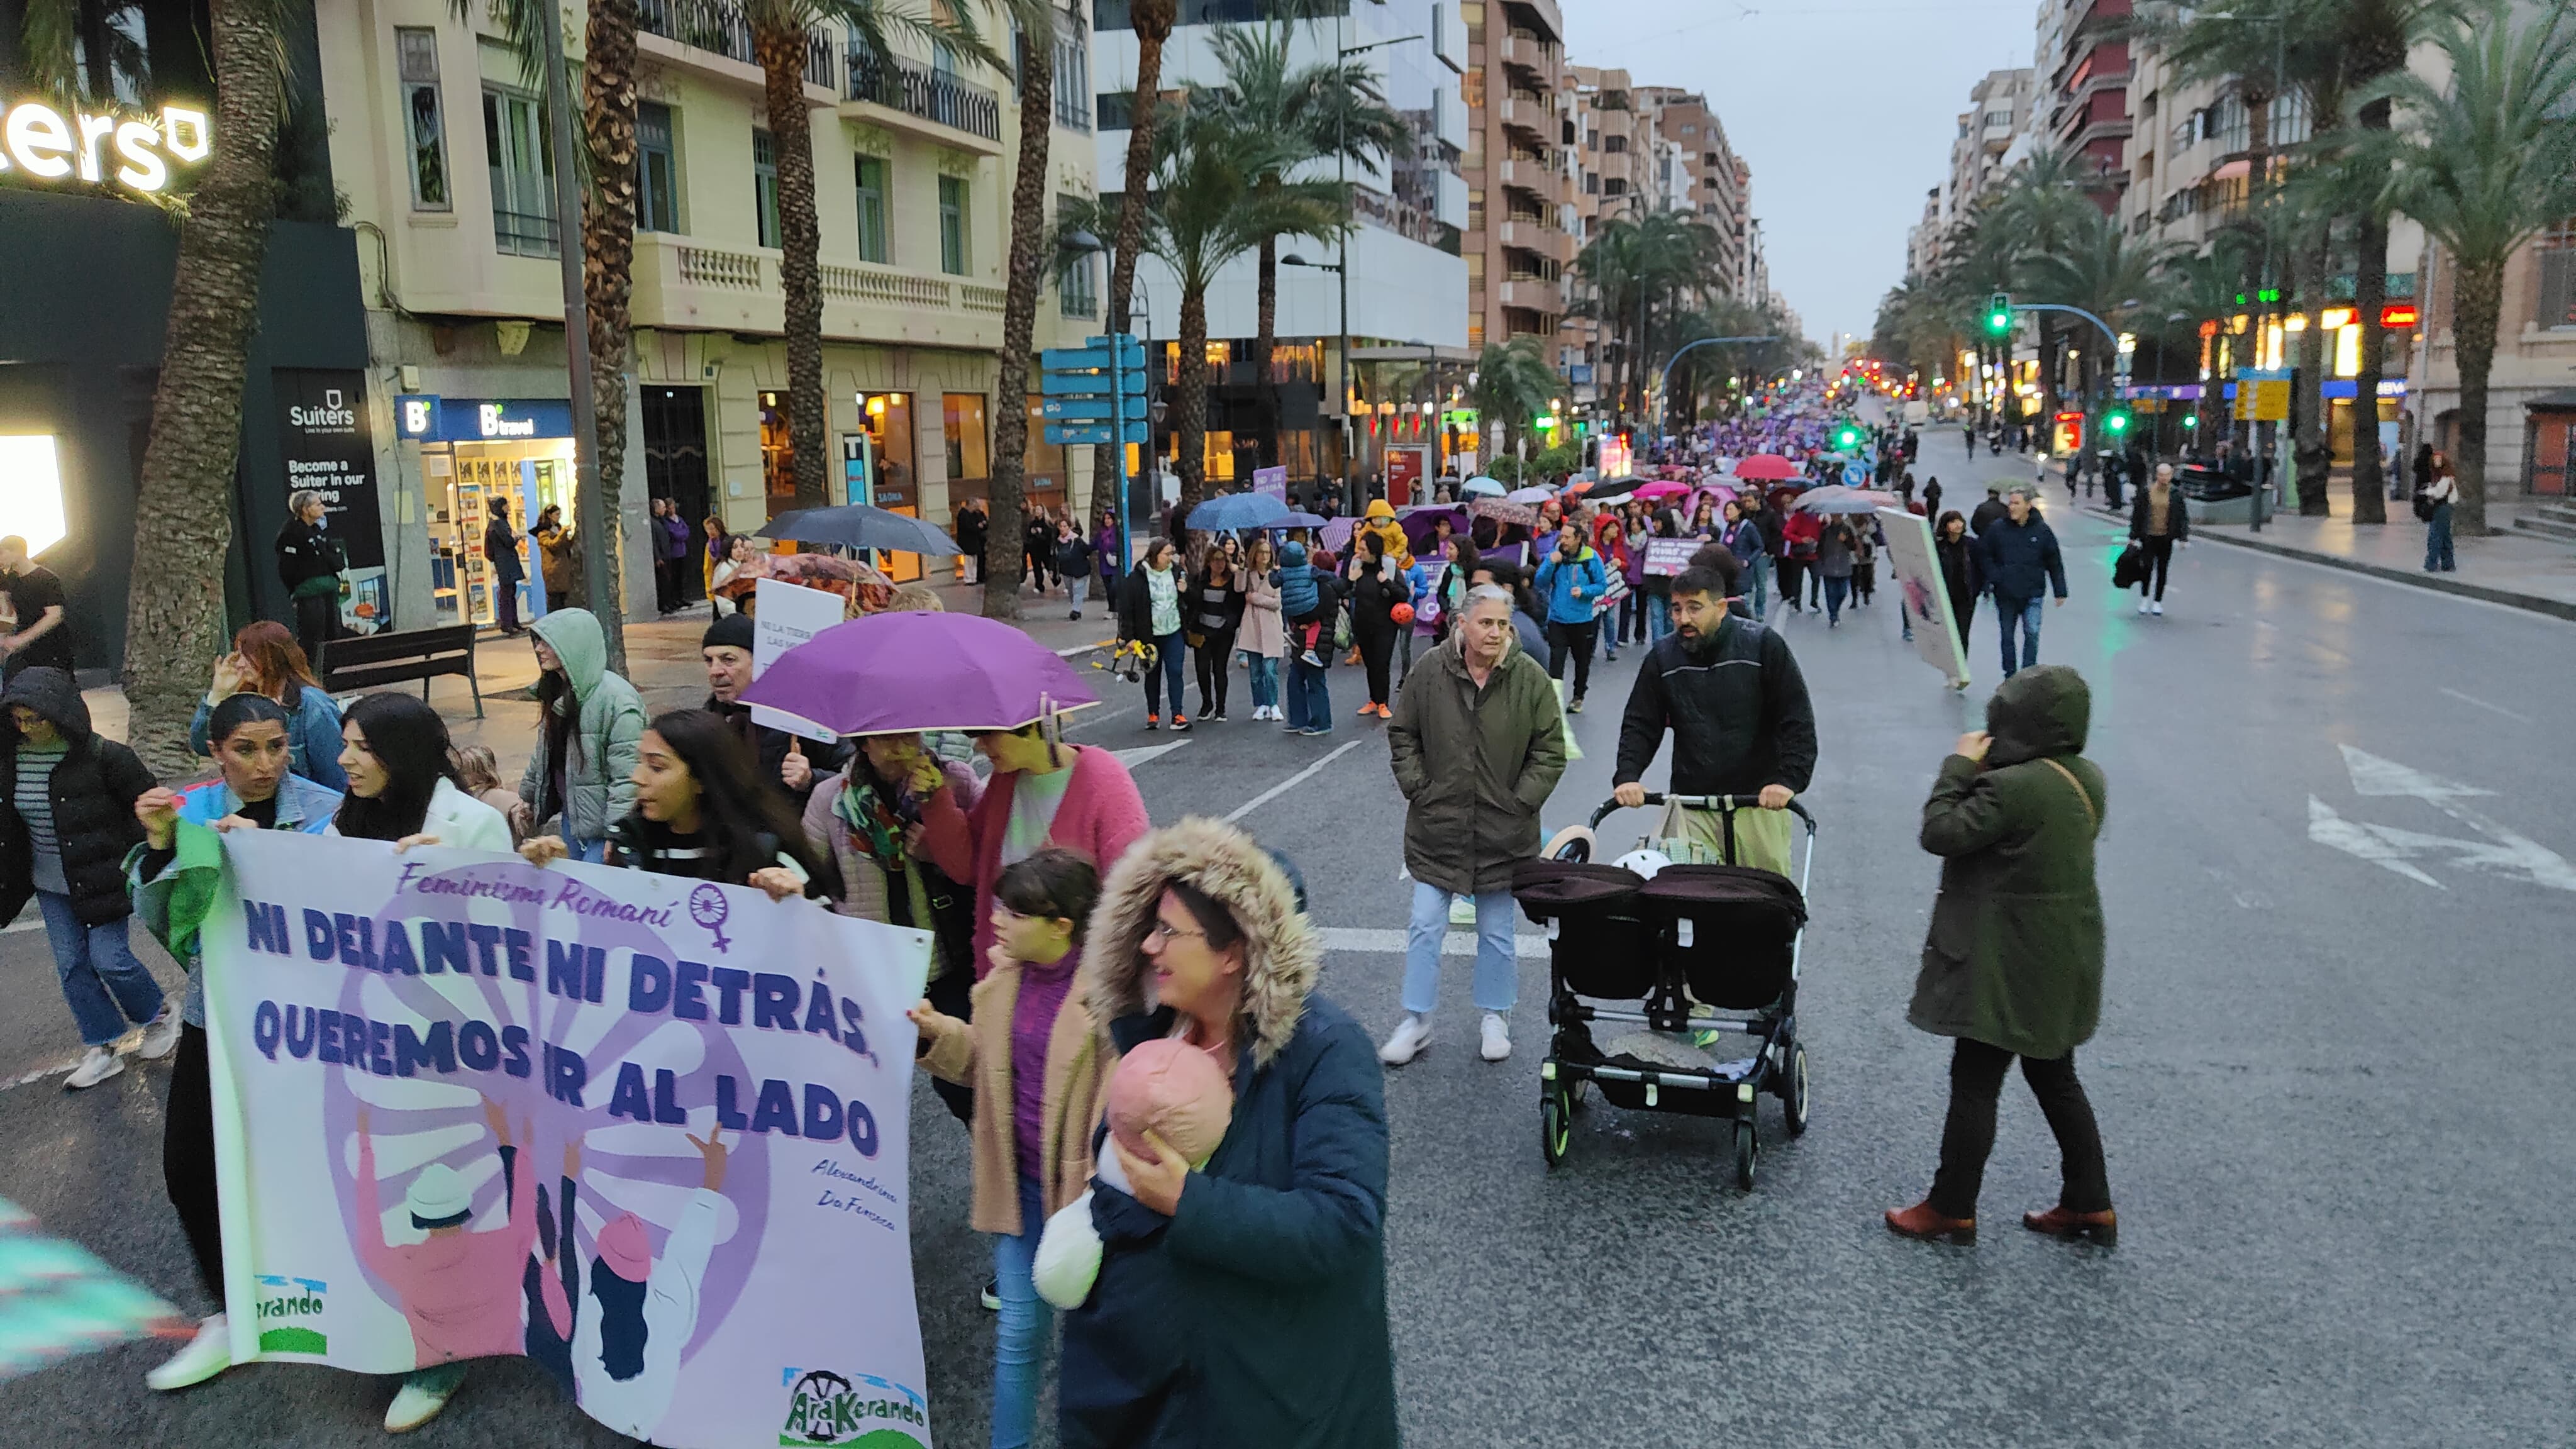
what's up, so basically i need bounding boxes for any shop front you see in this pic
[394,395,577,628]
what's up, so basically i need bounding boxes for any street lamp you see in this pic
[1280,252,1346,510]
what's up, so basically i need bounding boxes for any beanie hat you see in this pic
[594,1211,652,1281]
[702,613,756,652]
[404,1163,473,1230]
[1106,1038,1235,1169]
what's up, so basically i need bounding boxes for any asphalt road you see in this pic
[2,420,2571,1446]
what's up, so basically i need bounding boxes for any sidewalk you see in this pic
[2080,491,2576,622]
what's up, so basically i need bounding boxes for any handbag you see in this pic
[2111,542,2145,589]
[2412,489,2438,522]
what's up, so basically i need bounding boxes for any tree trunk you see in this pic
[983,18,1057,620]
[583,0,640,669]
[756,21,828,511]
[1175,281,1210,519]
[120,0,284,777]
[2347,94,2395,524]
[1255,233,1279,469]
[1091,0,1173,555]
[2450,253,2503,537]
[2292,230,2333,514]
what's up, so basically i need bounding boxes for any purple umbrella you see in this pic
[738,611,1099,736]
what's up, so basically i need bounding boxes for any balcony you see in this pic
[629,232,1004,349]
[841,52,1004,153]
[1497,216,1568,259]
[1496,155,1553,193]
[637,0,835,88]
[1498,275,1563,313]
[1500,31,1553,72]
[1501,93,1550,136]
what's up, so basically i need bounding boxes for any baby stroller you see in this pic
[1511,793,1816,1189]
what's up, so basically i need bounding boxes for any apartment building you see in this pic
[1950,67,2035,225]
[1636,86,1748,296]
[1093,0,1470,496]
[321,0,1101,626]
[1462,0,1575,353]
[1557,65,1648,408]
[1908,187,1946,280]
[2038,0,2131,206]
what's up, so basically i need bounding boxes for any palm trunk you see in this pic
[2347,94,2396,524]
[583,0,640,664]
[2292,228,2333,514]
[756,22,828,510]
[983,21,1057,620]
[1175,281,1210,519]
[1093,0,1173,545]
[2450,253,2503,537]
[120,0,285,777]
[1255,233,1279,469]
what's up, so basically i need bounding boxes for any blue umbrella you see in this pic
[1187,492,1292,531]
[1271,510,1329,528]
[760,504,962,556]
[1461,476,1506,497]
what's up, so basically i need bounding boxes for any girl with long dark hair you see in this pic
[523,708,816,899]
[333,692,512,851]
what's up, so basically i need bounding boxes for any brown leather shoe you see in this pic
[1884,1201,1977,1245]
[2023,1205,2118,1246]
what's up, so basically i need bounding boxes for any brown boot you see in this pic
[1883,1201,1976,1245]
[2023,1205,2118,1246]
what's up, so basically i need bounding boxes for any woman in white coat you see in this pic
[331,692,514,853]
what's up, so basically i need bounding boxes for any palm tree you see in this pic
[43,0,296,774]
[745,0,989,514]
[1088,0,1175,536]
[1204,18,1409,469]
[2366,0,2576,535]
[1126,100,1346,518]
[2330,0,2448,519]
[579,0,641,667]
[1470,337,1560,460]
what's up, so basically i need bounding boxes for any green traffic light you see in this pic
[2105,413,2130,434]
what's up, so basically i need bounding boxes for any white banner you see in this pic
[1877,507,1969,687]
[750,579,847,743]
[200,830,934,1448]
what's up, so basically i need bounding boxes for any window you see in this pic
[753,129,780,248]
[397,28,450,210]
[1603,177,1624,196]
[943,394,990,484]
[1096,91,1135,130]
[1057,194,1097,316]
[1055,21,1091,130]
[1584,172,1599,195]
[2538,227,2576,329]
[482,86,556,256]
[938,174,969,275]
[853,155,890,262]
[1602,134,1627,153]
[638,101,679,233]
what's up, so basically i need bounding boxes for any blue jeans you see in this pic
[1243,652,1279,711]
[1995,594,2045,676]
[1402,882,1517,1017]
[990,1174,1051,1448]
[1741,554,1771,620]
[1146,630,1187,718]
[1067,575,1089,611]
[2424,502,2455,571]
[1823,574,1850,623]
[1646,594,1672,640]
[1285,654,1331,732]
[36,891,164,1047]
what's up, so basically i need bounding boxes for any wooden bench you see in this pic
[319,624,484,718]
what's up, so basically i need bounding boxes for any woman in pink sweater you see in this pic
[921,723,1149,979]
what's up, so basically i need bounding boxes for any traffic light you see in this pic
[1835,424,1860,450]
[1986,293,2013,336]
[2104,409,2131,437]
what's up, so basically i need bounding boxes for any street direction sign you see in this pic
[1040,340,1146,372]
[1046,422,1150,445]
[1043,369,1148,396]
[1042,396,1146,422]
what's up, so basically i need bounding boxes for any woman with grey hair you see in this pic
[273,489,346,669]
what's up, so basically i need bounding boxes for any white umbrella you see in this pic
[1461,475,1506,497]
[1505,484,1556,504]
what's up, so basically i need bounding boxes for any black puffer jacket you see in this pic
[0,668,155,926]
[274,515,346,593]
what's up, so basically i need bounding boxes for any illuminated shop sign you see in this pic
[0,99,210,195]
[394,396,575,443]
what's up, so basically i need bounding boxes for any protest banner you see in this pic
[1642,538,1697,577]
[199,830,935,1449]
[1877,506,1968,687]
[750,579,849,743]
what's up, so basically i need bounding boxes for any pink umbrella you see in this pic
[1735,454,1799,482]
[1633,480,1691,502]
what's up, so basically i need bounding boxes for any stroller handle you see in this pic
[1587,792,1818,833]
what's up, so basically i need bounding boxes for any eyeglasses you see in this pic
[1144,920,1206,946]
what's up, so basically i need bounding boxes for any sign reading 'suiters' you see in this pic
[201,831,936,1449]
[0,98,209,196]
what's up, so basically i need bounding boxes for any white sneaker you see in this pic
[1378,1014,1431,1067]
[2151,600,2164,615]
[138,1007,182,1061]
[1480,1012,1512,1062]
[2136,599,2150,615]
[63,1046,123,1090]
[146,1314,231,1391]
[385,1370,463,1432]
[1448,896,1477,927]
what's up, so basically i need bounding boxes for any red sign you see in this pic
[2381,303,2419,329]
[1384,446,1427,506]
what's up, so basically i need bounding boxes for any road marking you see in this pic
[1110,741,1190,769]
[0,1035,155,1095]
[3,916,40,934]
[2308,745,2576,891]
[1314,927,1550,958]
[1223,740,1363,823]
[2439,687,2533,724]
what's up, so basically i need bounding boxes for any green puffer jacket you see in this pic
[516,608,646,846]
[1907,664,2107,1061]
[1387,636,1568,896]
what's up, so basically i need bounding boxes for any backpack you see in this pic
[2411,489,2438,523]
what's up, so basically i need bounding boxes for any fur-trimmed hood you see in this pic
[1084,818,1321,1070]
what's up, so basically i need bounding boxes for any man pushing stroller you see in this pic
[1612,545,1817,875]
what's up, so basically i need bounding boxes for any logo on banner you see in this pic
[254,1274,330,1354]
[777,1367,929,1446]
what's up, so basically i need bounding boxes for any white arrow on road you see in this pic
[1111,741,1190,769]
[2307,746,2576,892]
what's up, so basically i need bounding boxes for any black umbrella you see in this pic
[760,504,963,557]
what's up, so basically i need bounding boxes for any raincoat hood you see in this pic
[1280,540,1309,569]
[3,667,92,745]
[1085,818,1321,1070]
[1363,499,1396,520]
[1985,663,2089,767]
[530,608,608,702]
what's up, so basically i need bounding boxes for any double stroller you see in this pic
[1511,793,1816,1189]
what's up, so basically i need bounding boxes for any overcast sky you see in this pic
[1562,0,2039,352]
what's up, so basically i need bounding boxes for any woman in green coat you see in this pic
[1886,665,2116,1247]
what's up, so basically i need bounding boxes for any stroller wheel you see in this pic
[1731,1118,1759,1191]
[1782,1041,1811,1138]
[1540,1081,1572,1168]
[1543,825,1596,863]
